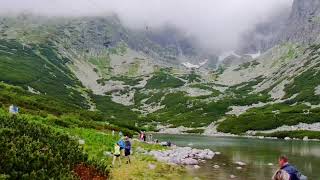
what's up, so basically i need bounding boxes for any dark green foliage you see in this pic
[145,70,185,89]
[256,131,320,139]
[233,60,260,71]
[283,63,320,104]
[0,39,88,108]
[0,82,78,116]
[225,76,270,106]
[218,103,320,134]
[0,82,102,122]
[179,72,201,83]
[92,95,140,129]
[189,84,221,97]
[182,128,204,134]
[0,112,88,179]
[146,92,229,127]
[110,76,143,86]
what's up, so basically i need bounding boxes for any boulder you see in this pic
[148,163,156,170]
[181,158,199,165]
[230,175,237,179]
[78,139,85,145]
[235,161,246,166]
[194,165,201,169]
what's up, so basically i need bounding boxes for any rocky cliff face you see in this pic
[241,0,320,53]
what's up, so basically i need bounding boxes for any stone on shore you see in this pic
[148,147,215,166]
[194,165,201,169]
[148,163,156,170]
[235,161,246,166]
[213,165,220,169]
[230,175,237,179]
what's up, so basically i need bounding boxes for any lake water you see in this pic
[153,134,320,180]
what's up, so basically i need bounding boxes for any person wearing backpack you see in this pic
[124,136,131,164]
[117,137,126,156]
[272,155,307,180]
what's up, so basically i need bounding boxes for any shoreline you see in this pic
[152,131,320,142]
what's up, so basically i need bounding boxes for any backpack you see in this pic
[281,164,305,180]
[118,140,125,149]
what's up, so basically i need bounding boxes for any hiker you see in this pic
[112,143,121,167]
[139,131,144,141]
[118,137,126,156]
[9,104,19,116]
[272,155,306,180]
[148,134,153,142]
[143,132,146,142]
[124,136,131,164]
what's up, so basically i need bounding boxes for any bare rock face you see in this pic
[281,0,320,44]
[241,0,320,53]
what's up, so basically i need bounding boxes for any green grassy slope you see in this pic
[0,39,88,108]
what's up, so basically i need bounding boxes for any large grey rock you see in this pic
[148,147,215,166]
[181,158,199,165]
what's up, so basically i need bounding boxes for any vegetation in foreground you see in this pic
[0,81,188,179]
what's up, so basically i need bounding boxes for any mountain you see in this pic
[0,0,320,139]
[242,0,320,53]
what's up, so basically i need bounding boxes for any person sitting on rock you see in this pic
[272,155,305,180]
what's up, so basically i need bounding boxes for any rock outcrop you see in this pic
[148,147,215,165]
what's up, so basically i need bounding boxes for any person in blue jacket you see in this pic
[117,137,125,156]
[272,155,306,180]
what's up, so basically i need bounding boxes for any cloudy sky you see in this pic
[0,0,293,51]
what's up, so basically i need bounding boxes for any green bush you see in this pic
[145,70,185,89]
[217,103,320,134]
[256,130,320,139]
[0,113,88,179]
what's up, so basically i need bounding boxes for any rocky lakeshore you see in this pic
[147,146,216,165]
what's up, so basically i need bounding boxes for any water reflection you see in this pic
[154,134,320,180]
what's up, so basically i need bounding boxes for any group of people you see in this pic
[112,135,131,167]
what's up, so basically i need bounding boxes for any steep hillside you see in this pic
[0,3,320,139]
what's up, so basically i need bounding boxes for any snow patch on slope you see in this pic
[218,51,241,61]
[245,51,261,59]
[182,59,208,69]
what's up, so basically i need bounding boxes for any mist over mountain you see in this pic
[0,0,293,53]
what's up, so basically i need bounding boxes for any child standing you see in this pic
[112,143,121,167]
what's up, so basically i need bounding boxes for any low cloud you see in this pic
[0,0,293,51]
